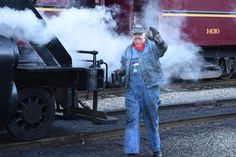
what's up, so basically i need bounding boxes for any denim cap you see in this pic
[131,24,146,34]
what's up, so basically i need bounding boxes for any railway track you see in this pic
[1,98,236,153]
[78,78,236,99]
[164,77,236,92]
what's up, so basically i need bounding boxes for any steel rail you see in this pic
[107,98,236,116]
[0,111,236,153]
[78,78,236,98]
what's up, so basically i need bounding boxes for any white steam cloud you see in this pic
[140,1,204,81]
[43,6,131,71]
[0,6,131,74]
[0,7,54,45]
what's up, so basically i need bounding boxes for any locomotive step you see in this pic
[75,108,118,124]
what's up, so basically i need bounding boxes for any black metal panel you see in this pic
[0,36,19,124]
[0,0,72,67]
[14,67,88,90]
[30,43,59,66]
[14,67,104,91]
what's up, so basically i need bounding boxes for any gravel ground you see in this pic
[161,118,236,157]
[1,118,236,157]
[84,87,236,112]
[48,100,236,137]
[1,87,236,156]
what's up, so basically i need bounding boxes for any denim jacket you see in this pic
[120,38,168,88]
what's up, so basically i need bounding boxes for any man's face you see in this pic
[132,33,145,45]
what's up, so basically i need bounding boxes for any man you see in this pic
[115,24,168,157]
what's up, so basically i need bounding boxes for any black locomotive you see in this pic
[0,0,115,141]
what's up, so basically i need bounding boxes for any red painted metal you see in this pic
[100,0,105,5]
[160,0,235,12]
[160,0,236,46]
[104,0,134,34]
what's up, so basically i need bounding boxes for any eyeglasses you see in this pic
[132,33,144,36]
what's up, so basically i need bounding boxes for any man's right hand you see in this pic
[113,69,125,76]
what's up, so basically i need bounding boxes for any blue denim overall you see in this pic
[124,47,161,154]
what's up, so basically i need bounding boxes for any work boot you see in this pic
[153,151,162,157]
[123,153,136,157]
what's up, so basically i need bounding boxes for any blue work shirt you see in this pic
[121,39,168,88]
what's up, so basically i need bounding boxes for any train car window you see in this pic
[34,0,97,9]
[35,0,71,8]
[73,0,96,8]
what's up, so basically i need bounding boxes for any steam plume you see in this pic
[0,7,53,45]
[44,6,131,71]
[140,0,204,81]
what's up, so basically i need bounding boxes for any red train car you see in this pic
[161,0,236,46]
[160,0,236,79]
